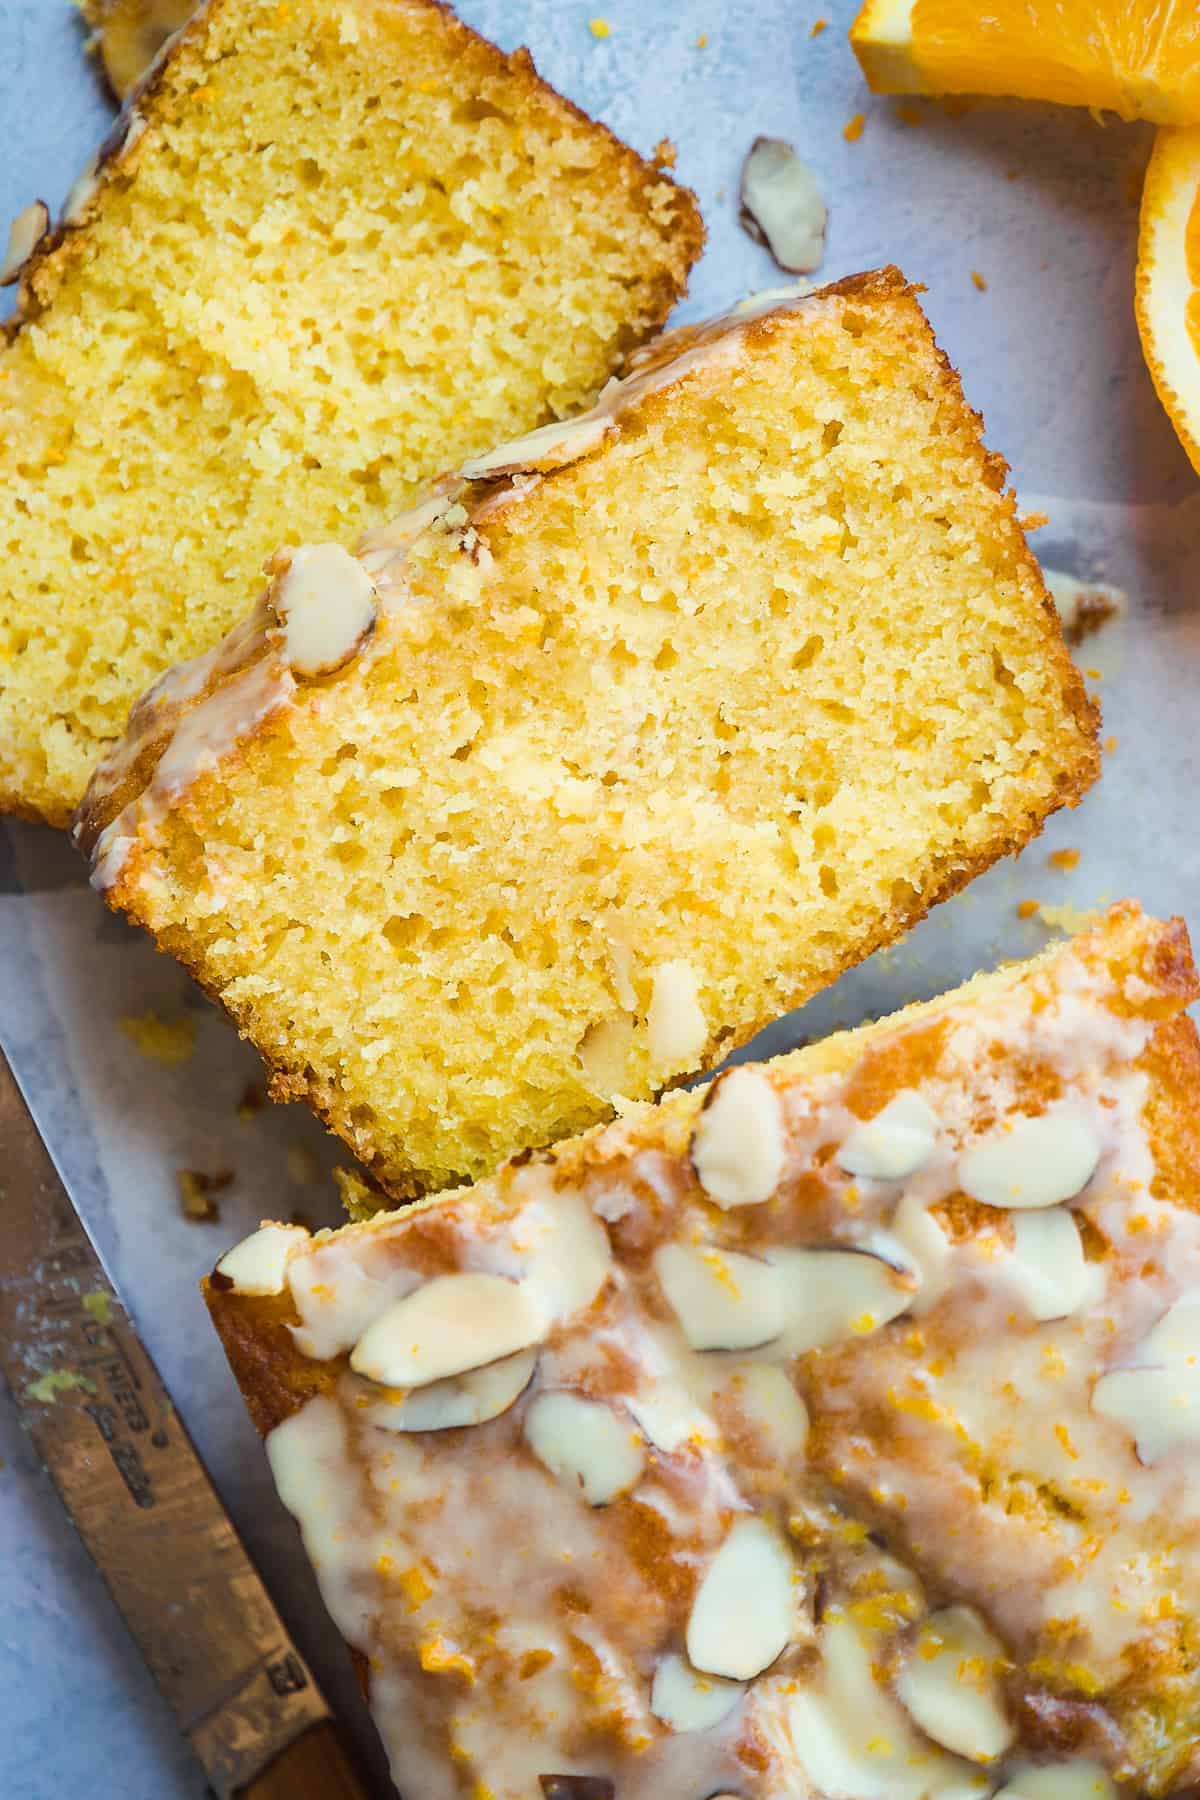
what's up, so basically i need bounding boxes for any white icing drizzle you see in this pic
[76,281,838,886]
[245,917,1200,1798]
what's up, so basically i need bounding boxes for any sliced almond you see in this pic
[722,1362,809,1460]
[654,1243,784,1352]
[366,1347,536,1433]
[839,1091,940,1181]
[958,1110,1099,1211]
[271,543,378,678]
[739,137,828,275]
[519,1186,613,1324]
[523,1391,644,1505]
[1091,1295,1200,1464]
[649,1652,745,1733]
[628,1382,717,1454]
[646,959,708,1072]
[350,1271,546,1389]
[1003,1208,1097,1323]
[895,1606,1014,1763]
[993,1762,1116,1800]
[0,199,50,287]
[686,1516,794,1680]
[770,1238,919,1355]
[891,1194,953,1314]
[215,1221,309,1295]
[788,1614,983,1800]
[691,1067,786,1209]
[460,412,614,482]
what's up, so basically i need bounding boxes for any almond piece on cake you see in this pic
[77,270,1100,1198]
[205,902,1200,1798]
[0,0,701,824]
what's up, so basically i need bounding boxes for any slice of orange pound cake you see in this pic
[0,0,701,826]
[77,270,1100,1199]
[206,903,1200,1798]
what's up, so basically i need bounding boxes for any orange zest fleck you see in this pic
[811,17,829,34]
[1017,899,1040,920]
[843,111,867,141]
[971,269,988,291]
[1048,847,1081,872]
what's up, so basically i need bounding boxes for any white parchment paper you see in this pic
[1,0,1198,1790]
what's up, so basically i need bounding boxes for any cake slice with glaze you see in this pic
[206,902,1200,1798]
[77,269,1100,1200]
[0,0,700,825]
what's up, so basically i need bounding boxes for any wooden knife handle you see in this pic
[236,1719,376,1799]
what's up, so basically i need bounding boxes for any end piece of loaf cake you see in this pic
[78,270,1100,1199]
[0,0,701,825]
[206,902,1200,1798]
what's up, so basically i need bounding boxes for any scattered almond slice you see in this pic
[518,1188,613,1324]
[769,1238,920,1354]
[838,1090,940,1180]
[628,1382,717,1454]
[216,1222,309,1295]
[850,0,1200,123]
[655,1243,784,1351]
[459,412,614,482]
[271,543,378,678]
[1136,125,1200,474]
[367,1347,537,1433]
[523,1391,644,1504]
[1092,1294,1200,1464]
[649,1652,745,1733]
[891,1193,953,1313]
[895,1606,1014,1763]
[691,1066,787,1208]
[0,199,50,287]
[686,1517,794,1679]
[993,1762,1117,1800]
[739,137,828,274]
[958,1110,1099,1210]
[722,1362,809,1459]
[1003,1208,1098,1322]
[350,1272,546,1389]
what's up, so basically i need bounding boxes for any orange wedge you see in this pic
[851,0,1200,124]
[1136,126,1200,473]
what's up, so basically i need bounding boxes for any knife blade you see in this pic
[0,1046,371,1799]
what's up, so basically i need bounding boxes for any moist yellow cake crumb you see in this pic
[118,1009,196,1065]
[80,271,1099,1200]
[0,0,700,826]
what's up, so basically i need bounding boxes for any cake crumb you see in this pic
[178,1168,233,1222]
[843,112,866,142]
[589,17,610,38]
[652,138,677,170]
[1017,899,1041,920]
[237,1081,266,1123]
[118,1010,196,1066]
[1019,510,1049,531]
[1104,734,1119,754]
[83,1290,113,1326]
[1048,848,1081,873]
[971,269,988,292]
[287,1143,320,1186]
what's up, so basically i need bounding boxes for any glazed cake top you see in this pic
[208,905,1200,1798]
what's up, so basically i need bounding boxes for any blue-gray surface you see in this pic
[1,1,1198,1795]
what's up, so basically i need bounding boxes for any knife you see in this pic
[0,1046,372,1800]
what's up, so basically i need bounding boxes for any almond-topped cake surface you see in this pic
[0,0,700,825]
[77,271,1099,1199]
[206,903,1200,1799]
